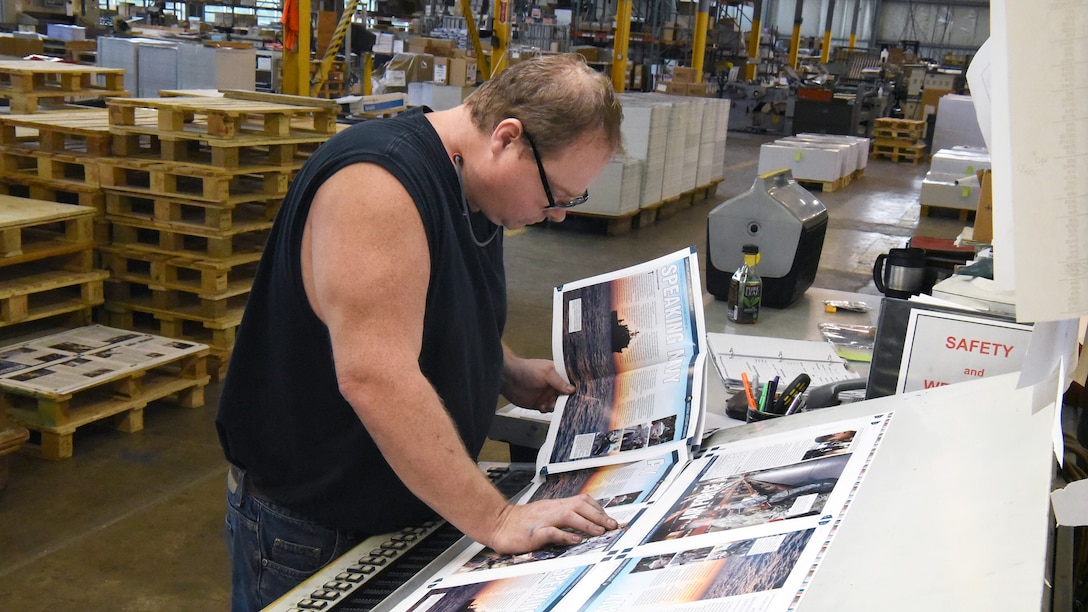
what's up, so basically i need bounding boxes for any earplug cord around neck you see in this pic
[453,154,500,248]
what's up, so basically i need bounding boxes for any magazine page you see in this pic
[565,525,825,611]
[537,357,704,475]
[618,413,891,550]
[520,452,685,508]
[0,325,207,395]
[385,563,593,612]
[540,248,707,475]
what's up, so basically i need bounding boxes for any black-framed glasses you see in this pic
[522,131,589,209]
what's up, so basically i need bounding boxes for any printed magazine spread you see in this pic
[0,324,208,395]
[384,248,894,612]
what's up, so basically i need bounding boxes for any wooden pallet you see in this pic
[99,245,260,296]
[0,422,29,491]
[920,204,975,222]
[99,158,292,204]
[0,147,101,188]
[872,118,925,141]
[3,349,208,460]
[111,131,317,170]
[0,267,107,328]
[105,192,281,233]
[107,96,338,141]
[0,61,128,114]
[0,196,96,261]
[557,179,724,236]
[109,219,270,260]
[870,141,926,164]
[796,173,851,193]
[0,108,157,155]
[103,303,239,350]
[0,177,106,214]
[106,278,248,320]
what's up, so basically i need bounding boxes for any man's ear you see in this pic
[489,118,524,156]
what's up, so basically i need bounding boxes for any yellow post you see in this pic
[491,0,511,77]
[611,0,632,92]
[789,0,803,69]
[691,0,710,82]
[848,0,861,51]
[459,0,490,79]
[745,0,763,81]
[820,0,835,63]
[282,0,312,95]
[363,52,373,95]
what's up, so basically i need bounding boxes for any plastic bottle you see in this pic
[727,244,762,324]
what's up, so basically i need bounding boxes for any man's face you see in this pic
[477,131,615,230]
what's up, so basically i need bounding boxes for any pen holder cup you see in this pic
[746,407,784,423]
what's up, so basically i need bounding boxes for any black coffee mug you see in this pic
[873,247,926,299]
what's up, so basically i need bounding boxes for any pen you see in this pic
[741,372,758,411]
[774,374,811,413]
[758,381,770,412]
[766,376,780,412]
[784,395,804,415]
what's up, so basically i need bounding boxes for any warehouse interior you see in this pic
[0,0,1084,610]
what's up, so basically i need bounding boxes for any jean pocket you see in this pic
[257,505,339,581]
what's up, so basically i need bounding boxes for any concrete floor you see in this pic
[0,132,964,610]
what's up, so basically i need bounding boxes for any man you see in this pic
[216,54,623,610]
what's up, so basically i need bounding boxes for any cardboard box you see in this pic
[433,56,449,85]
[430,84,474,111]
[571,45,598,62]
[350,92,407,115]
[672,66,695,83]
[972,170,993,243]
[384,52,434,91]
[447,57,476,87]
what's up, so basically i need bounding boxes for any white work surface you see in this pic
[491,288,1056,609]
[490,287,882,449]
[703,372,1055,611]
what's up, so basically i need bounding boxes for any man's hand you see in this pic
[501,351,574,413]
[486,495,619,554]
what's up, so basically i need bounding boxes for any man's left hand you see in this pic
[501,355,574,413]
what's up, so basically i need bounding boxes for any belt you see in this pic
[227,463,275,505]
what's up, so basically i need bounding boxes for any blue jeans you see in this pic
[224,465,368,612]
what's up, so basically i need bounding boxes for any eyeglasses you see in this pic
[522,130,589,209]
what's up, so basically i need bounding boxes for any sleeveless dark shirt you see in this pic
[216,109,507,533]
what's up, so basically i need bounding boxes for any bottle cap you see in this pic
[742,244,759,255]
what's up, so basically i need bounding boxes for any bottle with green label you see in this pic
[727,244,762,324]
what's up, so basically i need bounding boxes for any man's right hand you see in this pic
[484,494,619,555]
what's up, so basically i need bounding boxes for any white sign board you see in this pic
[897,309,1033,394]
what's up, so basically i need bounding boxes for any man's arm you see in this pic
[303,163,616,554]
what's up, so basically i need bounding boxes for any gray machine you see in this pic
[706,169,828,308]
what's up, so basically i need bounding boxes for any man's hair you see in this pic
[464,54,623,157]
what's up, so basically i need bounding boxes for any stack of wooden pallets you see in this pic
[0,108,158,244]
[98,95,337,378]
[0,60,127,114]
[0,198,107,340]
[869,118,927,164]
